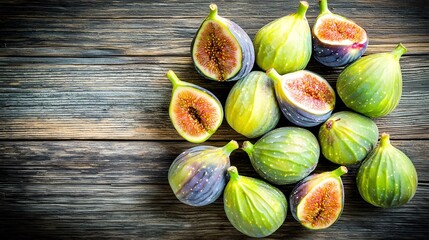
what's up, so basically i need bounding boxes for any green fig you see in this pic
[225,71,280,138]
[224,166,287,238]
[254,1,312,74]
[337,44,406,118]
[357,133,418,208]
[243,127,319,185]
[319,111,379,165]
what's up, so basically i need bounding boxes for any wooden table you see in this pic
[1,0,428,238]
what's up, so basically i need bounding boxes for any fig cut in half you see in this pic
[290,166,348,230]
[267,68,335,127]
[312,0,368,67]
[167,70,223,143]
[191,4,254,81]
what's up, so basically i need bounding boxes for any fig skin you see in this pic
[357,133,418,208]
[225,71,280,138]
[337,43,406,118]
[318,111,379,165]
[224,166,287,238]
[167,70,223,143]
[312,0,368,67]
[290,166,348,230]
[267,68,335,127]
[191,4,254,82]
[243,127,319,185]
[254,1,311,74]
[168,140,239,207]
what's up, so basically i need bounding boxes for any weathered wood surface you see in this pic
[0,0,428,239]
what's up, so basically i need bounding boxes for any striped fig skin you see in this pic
[168,140,238,207]
[357,133,418,208]
[243,127,319,185]
[224,166,287,238]
[191,4,254,82]
[290,166,347,230]
[225,71,280,138]
[312,0,368,67]
[337,44,406,118]
[254,1,311,74]
[318,111,379,165]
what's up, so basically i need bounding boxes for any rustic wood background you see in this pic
[0,0,428,239]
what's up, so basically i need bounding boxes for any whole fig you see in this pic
[168,140,239,206]
[224,166,287,238]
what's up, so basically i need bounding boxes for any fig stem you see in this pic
[266,68,282,85]
[242,141,254,155]
[319,0,331,14]
[380,133,391,147]
[227,166,240,181]
[208,3,218,19]
[332,166,348,177]
[166,70,183,88]
[391,43,407,60]
[296,1,309,18]
[222,140,239,156]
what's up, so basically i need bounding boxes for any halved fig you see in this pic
[312,0,368,67]
[191,4,254,82]
[166,70,223,143]
[290,166,348,230]
[267,68,335,127]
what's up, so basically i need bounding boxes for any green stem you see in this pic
[222,140,239,156]
[227,166,240,181]
[332,166,348,177]
[319,0,331,14]
[296,1,309,18]
[166,70,183,87]
[380,132,391,148]
[266,68,283,85]
[242,141,254,156]
[391,43,407,60]
[208,3,218,19]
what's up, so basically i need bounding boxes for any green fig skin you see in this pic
[319,111,379,165]
[224,166,287,238]
[357,133,418,208]
[243,127,320,185]
[254,1,311,74]
[225,71,280,138]
[337,44,406,118]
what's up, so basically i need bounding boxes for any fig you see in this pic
[224,166,287,238]
[225,71,280,138]
[254,1,311,74]
[290,166,348,230]
[312,0,368,67]
[337,43,407,118]
[357,133,418,208]
[168,140,239,207]
[167,70,223,143]
[318,111,379,165]
[243,127,319,185]
[267,68,336,127]
[191,4,254,82]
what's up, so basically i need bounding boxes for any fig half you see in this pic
[267,68,335,127]
[191,4,254,81]
[312,0,368,67]
[168,140,239,207]
[290,166,348,230]
[167,70,223,143]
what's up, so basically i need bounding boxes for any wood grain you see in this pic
[0,140,428,239]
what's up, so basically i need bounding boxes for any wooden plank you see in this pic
[0,140,428,239]
[0,55,428,140]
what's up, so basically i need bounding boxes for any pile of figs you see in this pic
[166,0,418,237]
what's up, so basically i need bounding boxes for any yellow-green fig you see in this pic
[225,71,280,138]
[254,1,311,74]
